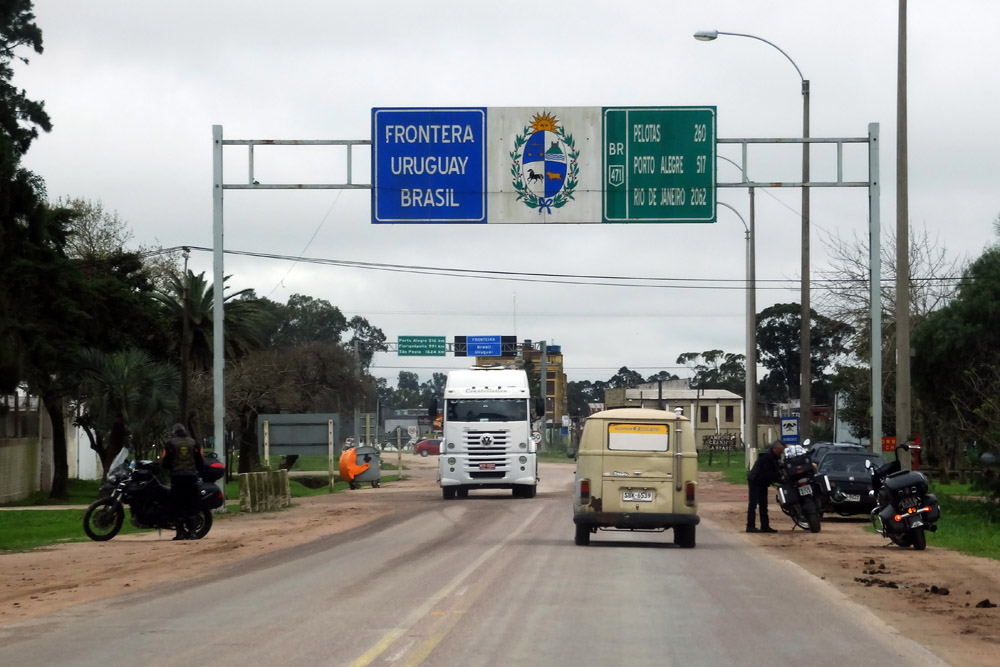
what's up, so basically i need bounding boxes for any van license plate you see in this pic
[623,490,653,502]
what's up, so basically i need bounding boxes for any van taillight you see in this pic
[685,481,696,507]
[580,479,590,502]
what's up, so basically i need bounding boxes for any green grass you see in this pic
[698,450,750,485]
[0,508,142,551]
[1,478,103,507]
[0,471,401,551]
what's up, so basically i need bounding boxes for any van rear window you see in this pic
[608,423,669,452]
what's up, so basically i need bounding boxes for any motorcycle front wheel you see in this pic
[186,510,214,539]
[83,498,125,541]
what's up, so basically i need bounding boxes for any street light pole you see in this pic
[695,29,811,440]
[717,201,755,468]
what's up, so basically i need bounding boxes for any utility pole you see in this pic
[896,0,913,470]
[539,341,548,450]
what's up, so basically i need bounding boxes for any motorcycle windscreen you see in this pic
[600,423,674,514]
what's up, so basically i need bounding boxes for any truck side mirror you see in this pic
[428,399,438,419]
[534,398,545,419]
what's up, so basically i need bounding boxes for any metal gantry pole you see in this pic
[800,78,812,441]
[212,126,225,473]
[869,122,883,451]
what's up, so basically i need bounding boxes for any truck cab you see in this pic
[437,367,539,499]
[572,408,699,547]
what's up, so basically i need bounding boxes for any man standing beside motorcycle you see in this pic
[161,423,205,540]
[746,440,785,533]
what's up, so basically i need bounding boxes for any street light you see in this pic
[695,29,812,440]
[717,200,756,467]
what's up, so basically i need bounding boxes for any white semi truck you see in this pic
[434,366,541,499]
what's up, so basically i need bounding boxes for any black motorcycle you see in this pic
[83,449,226,541]
[776,449,831,533]
[867,442,940,550]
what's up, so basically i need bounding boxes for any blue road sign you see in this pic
[372,108,487,223]
[468,335,501,356]
[780,417,800,445]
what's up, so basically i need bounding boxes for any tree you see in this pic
[676,350,745,395]
[153,270,269,433]
[273,294,347,348]
[913,247,1000,471]
[0,0,49,391]
[816,226,964,438]
[188,341,365,472]
[756,303,852,405]
[346,315,388,371]
[72,348,179,475]
[607,366,644,389]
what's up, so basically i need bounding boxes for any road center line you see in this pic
[347,504,546,667]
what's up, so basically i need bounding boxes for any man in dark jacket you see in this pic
[161,423,205,540]
[746,440,785,533]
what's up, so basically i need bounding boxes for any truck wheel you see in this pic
[456,488,468,498]
[523,485,537,498]
[574,524,591,546]
[442,487,456,500]
[674,524,696,548]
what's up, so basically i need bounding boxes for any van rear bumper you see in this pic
[574,512,700,530]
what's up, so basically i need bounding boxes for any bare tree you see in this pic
[815,224,965,358]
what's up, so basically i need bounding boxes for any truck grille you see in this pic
[463,430,510,470]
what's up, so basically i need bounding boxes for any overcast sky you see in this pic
[16,1,1000,386]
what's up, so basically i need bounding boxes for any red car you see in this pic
[414,438,441,457]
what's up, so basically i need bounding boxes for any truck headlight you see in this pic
[447,442,455,450]
[519,456,527,464]
[519,441,527,449]
[447,457,456,465]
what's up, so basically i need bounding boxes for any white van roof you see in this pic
[587,407,689,422]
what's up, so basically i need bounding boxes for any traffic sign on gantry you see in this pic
[372,106,716,224]
[603,107,716,222]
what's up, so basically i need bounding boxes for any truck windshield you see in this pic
[447,398,527,423]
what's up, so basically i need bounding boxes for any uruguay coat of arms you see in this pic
[510,112,579,214]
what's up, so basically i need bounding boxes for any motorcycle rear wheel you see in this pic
[83,498,125,541]
[805,510,821,533]
[186,510,214,539]
[911,527,927,550]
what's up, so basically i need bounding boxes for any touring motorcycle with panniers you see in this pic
[83,448,225,541]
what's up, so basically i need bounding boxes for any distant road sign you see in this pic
[603,106,716,222]
[372,108,487,223]
[531,430,542,444]
[780,417,800,445]
[398,336,446,356]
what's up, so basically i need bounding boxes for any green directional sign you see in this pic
[603,106,716,223]
[398,335,446,356]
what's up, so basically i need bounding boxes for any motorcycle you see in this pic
[83,448,226,541]
[776,444,832,533]
[866,441,940,550]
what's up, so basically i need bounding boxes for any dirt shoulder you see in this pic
[2,460,999,665]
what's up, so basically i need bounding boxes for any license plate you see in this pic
[900,496,919,508]
[844,493,861,503]
[479,463,496,470]
[623,489,653,502]
[797,485,813,496]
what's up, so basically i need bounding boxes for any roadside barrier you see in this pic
[237,469,291,513]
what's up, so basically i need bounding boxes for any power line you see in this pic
[150,245,971,292]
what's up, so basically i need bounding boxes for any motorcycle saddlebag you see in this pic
[884,470,928,495]
[201,452,226,482]
[197,481,225,510]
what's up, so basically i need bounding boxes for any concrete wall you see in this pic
[0,437,40,503]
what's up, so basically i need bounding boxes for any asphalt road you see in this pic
[0,465,945,666]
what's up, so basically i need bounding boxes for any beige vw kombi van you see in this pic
[572,408,699,547]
